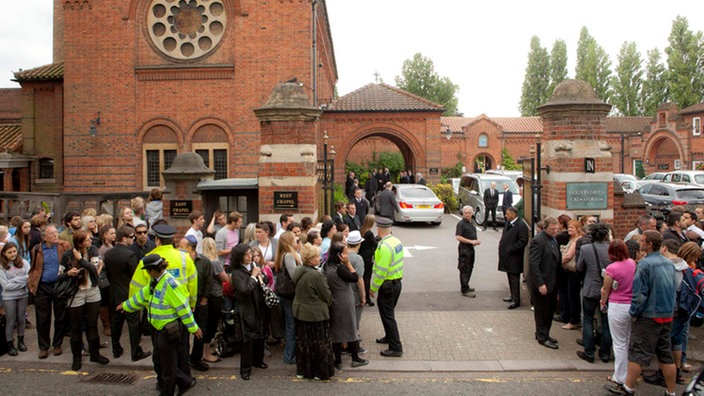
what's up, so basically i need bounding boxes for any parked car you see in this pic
[641,172,666,182]
[392,184,444,225]
[613,173,640,193]
[457,173,521,226]
[662,170,704,187]
[636,182,704,218]
[485,170,523,184]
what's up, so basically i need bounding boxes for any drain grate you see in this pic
[84,372,138,385]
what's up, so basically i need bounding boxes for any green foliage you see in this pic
[549,39,568,94]
[612,41,644,116]
[642,48,669,115]
[635,161,646,178]
[345,160,370,187]
[430,183,458,214]
[441,161,464,180]
[395,53,460,116]
[501,149,522,171]
[575,27,613,102]
[333,184,347,204]
[368,152,405,181]
[520,36,551,116]
[665,16,704,109]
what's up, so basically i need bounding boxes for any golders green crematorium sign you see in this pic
[566,182,608,210]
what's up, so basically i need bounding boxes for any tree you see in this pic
[395,53,460,116]
[641,48,669,115]
[611,41,644,115]
[575,27,613,102]
[519,36,551,116]
[548,39,568,94]
[501,149,522,171]
[665,16,704,109]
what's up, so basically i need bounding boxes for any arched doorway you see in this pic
[472,153,495,173]
[643,132,684,172]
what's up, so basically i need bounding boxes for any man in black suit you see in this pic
[528,216,561,349]
[352,188,369,221]
[501,183,513,217]
[345,171,356,200]
[483,181,500,231]
[498,207,529,309]
[343,202,361,231]
[104,226,151,361]
[130,223,156,260]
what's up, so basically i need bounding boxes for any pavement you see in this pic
[4,298,703,376]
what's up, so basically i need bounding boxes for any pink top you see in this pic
[605,258,636,304]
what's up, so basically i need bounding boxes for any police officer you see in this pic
[370,216,404,357]
[118,254,202,396]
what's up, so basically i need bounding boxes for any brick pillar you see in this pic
[254,82,321,225]
[537,80,614,223]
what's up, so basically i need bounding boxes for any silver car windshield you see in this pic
[399,188,436,199]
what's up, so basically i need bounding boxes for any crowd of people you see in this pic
[0,189,406,394]
[488,206,704,396]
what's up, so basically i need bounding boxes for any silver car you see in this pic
[457,173,521,226]
[393,184,444,225]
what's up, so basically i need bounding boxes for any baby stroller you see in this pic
[213,298,243,358]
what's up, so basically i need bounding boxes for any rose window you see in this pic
[147,0,227,61]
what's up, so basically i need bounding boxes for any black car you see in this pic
[637,182,704,218]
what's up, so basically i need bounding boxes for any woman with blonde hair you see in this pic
[560,219,584,330]
[201,237,218,262]
[243,223,258,245]
[274,231,301,365]
[292,243,334,379]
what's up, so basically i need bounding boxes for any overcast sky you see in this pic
[1,1,700,116]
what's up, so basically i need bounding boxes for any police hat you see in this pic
[142,254,164,270]
[375,216,393,228]
[153,223,176,239]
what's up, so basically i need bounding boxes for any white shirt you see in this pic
[185,227,203,254]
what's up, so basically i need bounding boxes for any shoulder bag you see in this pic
[560,240,576,272]
[275,266,295,299]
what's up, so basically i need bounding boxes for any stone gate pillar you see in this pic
[254,82,321,225]
[537,80,614,223]
[162,152,215,235]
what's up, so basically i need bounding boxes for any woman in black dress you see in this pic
[358,214,378,306]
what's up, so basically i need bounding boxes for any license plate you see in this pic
[417,205,431,209]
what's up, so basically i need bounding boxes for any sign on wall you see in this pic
[566,182,608,210]
[274,191,298,210]
[170,200,193,217]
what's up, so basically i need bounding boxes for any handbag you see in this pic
[261,282,279,309]
[275,266,295,299]
[560,241,576,272]
[54,275,79,302]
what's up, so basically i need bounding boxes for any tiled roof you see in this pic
[605,117,651,133]
[441,116,471,132]
[0,124,22,152]
[327,83,444,112]
[680,103,704,115]
[491,117,542,133]
[13,62,64,82]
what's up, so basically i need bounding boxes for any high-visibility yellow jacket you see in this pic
[371,234,404,293]
[129,244,197,309]
[123,272,199,333]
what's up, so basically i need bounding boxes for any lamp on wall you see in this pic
[89,112,101,136]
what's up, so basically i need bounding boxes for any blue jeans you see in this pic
[582,296,612,360]
[279,296,296,364]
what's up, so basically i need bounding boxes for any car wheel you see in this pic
[473,208,485,226]
[214,333,226,357]
[431,221,441,226]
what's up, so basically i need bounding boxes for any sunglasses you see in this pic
[128,235,136,239]
[136,231,148,235]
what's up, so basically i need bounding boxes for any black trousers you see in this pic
[204,296,222,343]
[111,306,144,359]
[34,282,67,351]
[458,251,475,294]
[507,272,521,304]
[190,304,208,364]
[486,206,497,227]
[152,322,192,396]
[377,280,402,352]
[69,301,100,345]
[532,287,557,343]
[240,338,265,376]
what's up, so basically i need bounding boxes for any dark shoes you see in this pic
[178,377,196,395]
[380,349,403,357]
[502,297,513,302]
[468,288,475,292]
[376,337,388,344]
[190,360,210,372]
[553,314,567,323]
[113,347,124,359]
[7,341,18,356]
[539,339,559,349]
[334,362,343,371]
[240,372,251,381]
[367,300,375,307]
[507,303,519,310]
[462,291,476,298]
[17,337,26,352]
[642,369,666,387]
[256,363,268,369]
[576,350,594,363]
[133,351,152,362]
[351,359,369,368]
